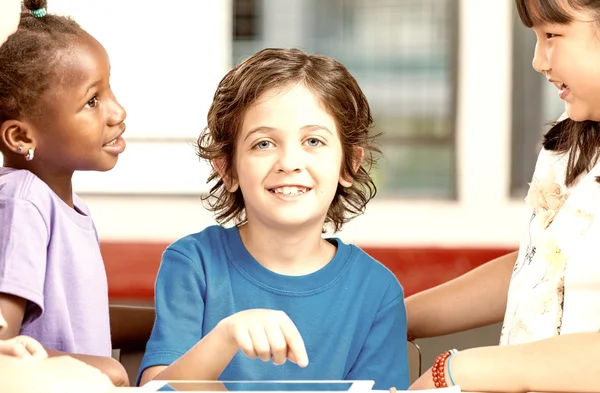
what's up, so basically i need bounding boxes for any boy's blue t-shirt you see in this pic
[139,225,409,390]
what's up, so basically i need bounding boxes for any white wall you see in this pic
[56,0,232,195]
[27,0,529,247]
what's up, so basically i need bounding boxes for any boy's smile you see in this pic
[268,185,312,200]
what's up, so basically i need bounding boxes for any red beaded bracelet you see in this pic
[431,349,457,388]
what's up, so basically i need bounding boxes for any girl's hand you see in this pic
[30,356,115,393]
[219,309,309,367]
[0,335,48,359]
[0,308,6,328]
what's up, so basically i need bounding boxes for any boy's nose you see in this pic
[275,146,304,173]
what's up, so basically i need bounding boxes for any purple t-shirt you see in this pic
[0,167,111,356]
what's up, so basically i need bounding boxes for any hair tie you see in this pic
[31,8,47,18]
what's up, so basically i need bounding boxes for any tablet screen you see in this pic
[145,380,373,392]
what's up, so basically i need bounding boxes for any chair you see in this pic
[407,340,422,384]
[110,304,155,384]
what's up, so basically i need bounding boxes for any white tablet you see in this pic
[140,380,375,392]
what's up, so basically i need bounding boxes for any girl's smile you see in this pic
[101,131,126,155]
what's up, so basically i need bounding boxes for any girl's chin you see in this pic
[563,101,600,122]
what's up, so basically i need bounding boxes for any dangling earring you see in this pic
[25,148,34,161]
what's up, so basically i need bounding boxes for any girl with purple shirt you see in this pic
[0,0,128,386]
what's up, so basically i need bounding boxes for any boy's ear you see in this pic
[213,157,239,192]
[0,120,36,157]
[339,146,365,187]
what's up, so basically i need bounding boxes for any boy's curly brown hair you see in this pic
[197,48,381,232]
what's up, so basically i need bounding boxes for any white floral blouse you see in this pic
[500,146,600,345]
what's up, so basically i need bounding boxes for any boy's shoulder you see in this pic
[168,225,226,248]
[334,237,402,288]
[329,238,404,311]
[158,226,236,281]
[164,225,231,261]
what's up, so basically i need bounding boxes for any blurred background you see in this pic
[14,0,567,365]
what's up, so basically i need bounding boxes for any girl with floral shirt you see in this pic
[406,1,600,391]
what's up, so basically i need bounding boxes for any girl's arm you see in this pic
[0,354,115,393]
[406,250,517,338]
[43,348,128,386]
[450,332,600,392]
[0,294,129,387]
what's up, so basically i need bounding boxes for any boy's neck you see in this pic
[3,158,75,208]
[238,221,336,276]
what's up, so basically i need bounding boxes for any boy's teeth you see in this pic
[271,186,308,195]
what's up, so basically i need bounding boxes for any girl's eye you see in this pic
[86,96,99,108]
[254,140,273,150]
[305,138,323,147]
[546,33,557,39]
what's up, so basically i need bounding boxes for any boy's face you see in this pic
[231,83,351,231]
[0,0,21,46]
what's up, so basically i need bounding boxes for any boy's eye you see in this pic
[254,140,272,150]
[305,138,323,147]
[86,96,99,108]
[545,33,557,39]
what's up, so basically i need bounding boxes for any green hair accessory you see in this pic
[31,8,47,18]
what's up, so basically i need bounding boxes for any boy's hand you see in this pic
[220,309,309,367]
[0,335,48,359]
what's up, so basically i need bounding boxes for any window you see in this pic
[511,17,564,197]
[233,0,260,40]
[232,0,459,198]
